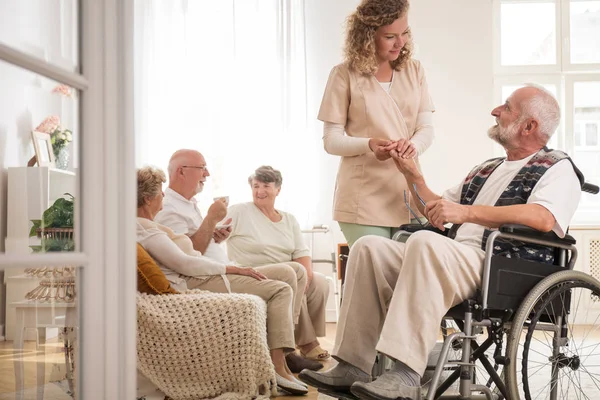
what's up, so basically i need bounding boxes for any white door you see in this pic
[0,0,136,399]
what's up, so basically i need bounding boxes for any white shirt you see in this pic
[155,188,231,264]
[379,81,392,94]
[226,202,311,267]
[442,156,581,249]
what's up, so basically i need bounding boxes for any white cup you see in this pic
[213,196,229,206]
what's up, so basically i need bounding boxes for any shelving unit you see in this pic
[3,166,76,340]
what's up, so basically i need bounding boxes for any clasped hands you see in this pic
[369,138,416,161]
[369,138,470,231]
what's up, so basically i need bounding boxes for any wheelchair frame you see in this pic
[391,225,583,400]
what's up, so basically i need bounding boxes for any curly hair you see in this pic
[248,165,283,188]
[344,0,412,75]
[137,166,166,207]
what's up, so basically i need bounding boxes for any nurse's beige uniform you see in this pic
[318,60,435,228]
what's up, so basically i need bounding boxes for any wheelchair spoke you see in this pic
[576,370,591,400]
[562,369,583,400]
[578,364,600,392]
[509,280,600,399]
[570,288,586,355]
[578,314,600,354]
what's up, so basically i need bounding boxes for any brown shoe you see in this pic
[286,351,323,373]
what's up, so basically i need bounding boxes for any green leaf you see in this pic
[29,219,41,237]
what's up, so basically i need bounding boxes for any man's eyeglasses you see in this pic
[182,165,208,171]
[403,184,427,227]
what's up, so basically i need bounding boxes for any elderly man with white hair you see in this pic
[299,85,584,400]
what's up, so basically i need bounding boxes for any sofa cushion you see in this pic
[137,243,179,295]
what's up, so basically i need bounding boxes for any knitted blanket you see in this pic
[137,290,276,400]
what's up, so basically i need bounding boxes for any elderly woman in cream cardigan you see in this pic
[135,166,308,395]
[226,166,331,370]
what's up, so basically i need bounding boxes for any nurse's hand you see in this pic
[369,138,394,161]
[394,139,417,159]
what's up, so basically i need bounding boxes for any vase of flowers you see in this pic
[51,128,73,170]
[35,116,73,170]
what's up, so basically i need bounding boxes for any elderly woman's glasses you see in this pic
[403,184,427,227]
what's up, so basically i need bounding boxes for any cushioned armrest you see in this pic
[499,224,576,245]
[397,223,449,236]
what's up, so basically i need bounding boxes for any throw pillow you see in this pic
[137,243,179,295]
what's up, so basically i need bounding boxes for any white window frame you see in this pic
[493,0,600,225]
[574,120,600,149]
[565,74,600,153]
[0,0,136,399]
[493,0,563,75]
[560,0,600,72]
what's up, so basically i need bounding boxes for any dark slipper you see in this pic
[286,351,323,373]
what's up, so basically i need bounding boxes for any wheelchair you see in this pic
[322,182,600,400]
[388,182,600,400]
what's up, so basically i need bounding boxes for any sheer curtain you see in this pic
[135,0,318,225]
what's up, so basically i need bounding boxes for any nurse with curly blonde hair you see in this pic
[319,0,436,247]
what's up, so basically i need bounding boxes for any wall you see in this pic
[304,0,495,259]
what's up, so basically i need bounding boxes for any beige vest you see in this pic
[318,59,435,227]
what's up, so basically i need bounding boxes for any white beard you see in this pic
[487,119,521,146]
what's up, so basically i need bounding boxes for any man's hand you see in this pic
[225,265,267,281]
[213,217,232,243]
[206,198,227,224]
[390,150,421,178]
[369,138,394,161]
[424,199,470,231]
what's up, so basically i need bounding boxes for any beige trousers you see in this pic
[185,262,297,351]
[265,262,307,325]
[333,231,485,375]
[259,261,329,346]
[295,272,330,346]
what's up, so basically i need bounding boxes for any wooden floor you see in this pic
[3,321,600,399]
[283,323,338,400]
[0,324,339,400]
[0,336,72,400]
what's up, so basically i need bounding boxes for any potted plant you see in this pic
[29,193,75,252]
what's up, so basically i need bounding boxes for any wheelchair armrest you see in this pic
[397,223,449,236]
[582,182,599,194]
[499,224,576,245]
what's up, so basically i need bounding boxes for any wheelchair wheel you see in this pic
[505,270,600,400]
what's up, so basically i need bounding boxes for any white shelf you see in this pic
[4,166,76,341]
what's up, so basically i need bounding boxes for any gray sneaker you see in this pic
[350,372,421,400]
[298,362,371,393]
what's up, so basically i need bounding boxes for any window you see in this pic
[493,0,600,225]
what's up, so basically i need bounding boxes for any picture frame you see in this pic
[31,130,56,168]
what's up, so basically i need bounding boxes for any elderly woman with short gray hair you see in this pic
[226,165,331,372]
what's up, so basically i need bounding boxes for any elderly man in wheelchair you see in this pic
[299,84,600,400]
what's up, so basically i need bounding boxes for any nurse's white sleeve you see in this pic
[410,111,435,156]
[323,122,371,156]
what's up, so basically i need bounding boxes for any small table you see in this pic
[11,300,77,400]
